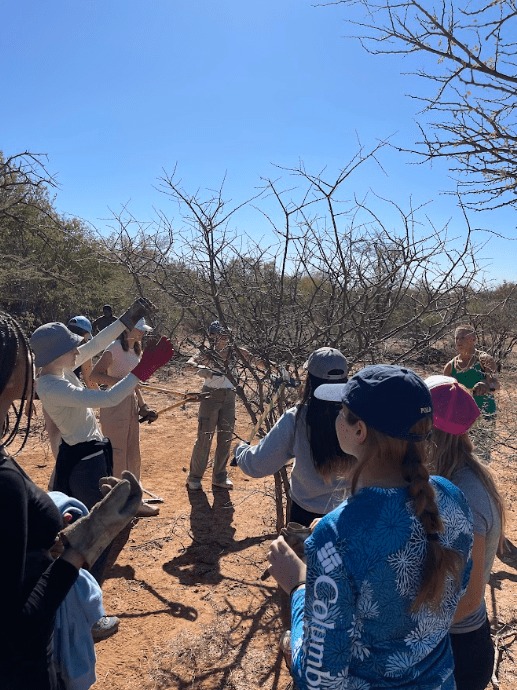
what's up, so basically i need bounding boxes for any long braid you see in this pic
[0,310,33,453]
[403,442,464,612]
[403,444,443,534]
[347,409,465,612]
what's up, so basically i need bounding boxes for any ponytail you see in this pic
[296,372,351,478]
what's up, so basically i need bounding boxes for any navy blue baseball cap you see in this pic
[315,364,433,440]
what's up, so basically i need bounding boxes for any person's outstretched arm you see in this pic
[234,408,297,478]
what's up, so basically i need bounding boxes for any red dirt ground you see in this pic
[17,364,517,690]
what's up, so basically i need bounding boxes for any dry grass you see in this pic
[149,615,283,690]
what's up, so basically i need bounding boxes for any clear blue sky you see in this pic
[2,0,515,282]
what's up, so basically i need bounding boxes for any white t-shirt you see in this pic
[105,340,141,378]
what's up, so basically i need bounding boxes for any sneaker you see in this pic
[136,502,160,517]
[92,615,119,640]
[212,478,233,489]
[187,480,202,490]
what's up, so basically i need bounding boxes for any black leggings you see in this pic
[54,438,114,585]
[289,500,324,528]
[450,617,494,690]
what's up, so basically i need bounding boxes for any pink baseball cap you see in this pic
[424,375,480,435]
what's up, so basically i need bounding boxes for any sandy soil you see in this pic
[17,364,517,690]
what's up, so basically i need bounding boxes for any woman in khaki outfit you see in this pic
[91,318,158,517]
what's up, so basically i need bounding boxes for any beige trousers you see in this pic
[100,392,141,480]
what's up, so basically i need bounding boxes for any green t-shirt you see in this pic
[451,357,496,416]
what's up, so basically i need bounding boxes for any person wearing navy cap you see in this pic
[91,318,160,517]
[267,364,474,690]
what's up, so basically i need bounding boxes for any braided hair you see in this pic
[0,311,34,453]
[346,409,464,612]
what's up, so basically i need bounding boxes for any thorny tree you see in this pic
[102,146,492,523]
[318,0,517,209]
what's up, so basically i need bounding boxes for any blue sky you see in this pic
[2,0,515,282]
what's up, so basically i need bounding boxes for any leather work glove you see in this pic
[119,297,156,330]
[139,404,159,424]
[132,336,174,382]
[280,522,312,559]
[230,440,249,467]
[261,522,312,580]
[60,471,143,568]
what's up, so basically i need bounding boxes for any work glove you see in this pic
[132,336,174,382]
[281,522,312,557]
[230,440,249,467]
[119,297,156,331]
[139,404,159,424]
[261,522,312,580]
[60,471,142,568]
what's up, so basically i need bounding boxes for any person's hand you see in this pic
[139,404,159,424]
[472,381,491,396]
[309,517,321,531]
[230,441,249,467]
[119,297,156,330]
[132,337,174,382]
[49,534,65,559]
[267,535,307,594]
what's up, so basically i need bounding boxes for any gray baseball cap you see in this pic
[304,347,348,380]
[30,322,83,367]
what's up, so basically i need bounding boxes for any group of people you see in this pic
[177,319,504,689]
[0,299,174,689]
[0,305,505,690]
[231,326,503,690]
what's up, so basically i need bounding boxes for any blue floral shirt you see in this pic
[291,476,473,689]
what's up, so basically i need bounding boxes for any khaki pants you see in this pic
[188,387,236,484]
[100,392,141,480]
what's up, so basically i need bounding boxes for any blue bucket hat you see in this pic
[30,323,83,368]
[315,364,433,441]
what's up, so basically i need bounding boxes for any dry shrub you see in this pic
[150,616,279,690]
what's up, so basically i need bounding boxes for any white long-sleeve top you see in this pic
[36,320,139,446]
